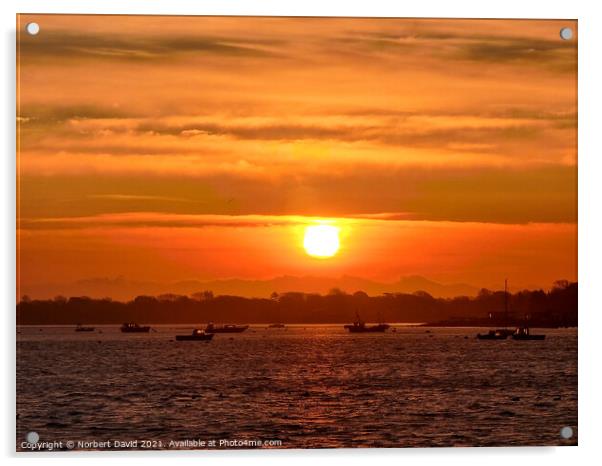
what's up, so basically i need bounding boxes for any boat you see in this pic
[175,329,215,341]
[512,326,545,340]
[204,323,249,333]
[268,323,286,328]
[477,279,514,341]
[477,329,509,340]
[344,312,390,333]
[120,322,151,333]
[75,323,95,332]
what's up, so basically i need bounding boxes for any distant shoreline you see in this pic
[16,323,577,329]
[17,282,577,328]
[419,322,577,329]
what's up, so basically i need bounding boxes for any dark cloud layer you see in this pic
[18,104,575,155]
[19,29,282,62]
[334,28,576,71]
[19,19,576,73]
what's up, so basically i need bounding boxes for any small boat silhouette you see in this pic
[75,323,95,332]
[268,323,286,328]
[120,322,151,333]
[204,322,249,333]
[344,312,390,333]
[511,326,545,340]
[477,329,510,340]
[175,329,215,341]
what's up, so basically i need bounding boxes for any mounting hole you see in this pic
[559,27,573,41]
[26,22,40,36]
[560,426,573,439]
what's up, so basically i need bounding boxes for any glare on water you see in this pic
[16,325,577,449]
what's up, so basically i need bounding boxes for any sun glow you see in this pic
[303,225,340,258]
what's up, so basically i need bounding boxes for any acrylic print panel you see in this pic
[16,15,577,451]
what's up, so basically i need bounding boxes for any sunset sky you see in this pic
[17,15,577,298]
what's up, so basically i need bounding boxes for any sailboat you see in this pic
[477,279,514,340]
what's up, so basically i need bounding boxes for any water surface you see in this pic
[16,325,577,449]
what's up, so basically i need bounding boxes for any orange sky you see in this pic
[17,15,577,298]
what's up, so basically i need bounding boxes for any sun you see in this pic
[303,225,340,258]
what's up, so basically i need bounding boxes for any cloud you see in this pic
[17,16,577,226]
[19,104,139,122]
[19,29,282,62]
[18,212,348,230]
[334,24,576,71]
[87,194,197,203]
[456,36,575,69]
[18,162,577,225]
[19,108,575,161]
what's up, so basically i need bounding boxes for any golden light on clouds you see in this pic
[16,15,577,298]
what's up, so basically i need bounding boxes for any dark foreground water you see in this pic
[16,325,577,450]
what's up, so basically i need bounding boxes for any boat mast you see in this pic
[504,278,508,329]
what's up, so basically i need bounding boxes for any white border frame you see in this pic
[3,1,601,465]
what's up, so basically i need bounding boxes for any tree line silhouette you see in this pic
[17,280,577,327]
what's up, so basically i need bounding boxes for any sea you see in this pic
[16,325,577,450]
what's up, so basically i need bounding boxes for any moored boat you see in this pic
[75,323,95,332]
[175,329,215,341]
[477,329,509,340]
[205,323,249,333]
[268,323,286,328]
[344,313,389,333]
[121,322,151,333]
[512,326,545,340]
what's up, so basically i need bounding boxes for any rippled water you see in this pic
[16,325,577,450]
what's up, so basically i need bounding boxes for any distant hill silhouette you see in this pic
[23,275,480,301]
[17,280,577,327]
